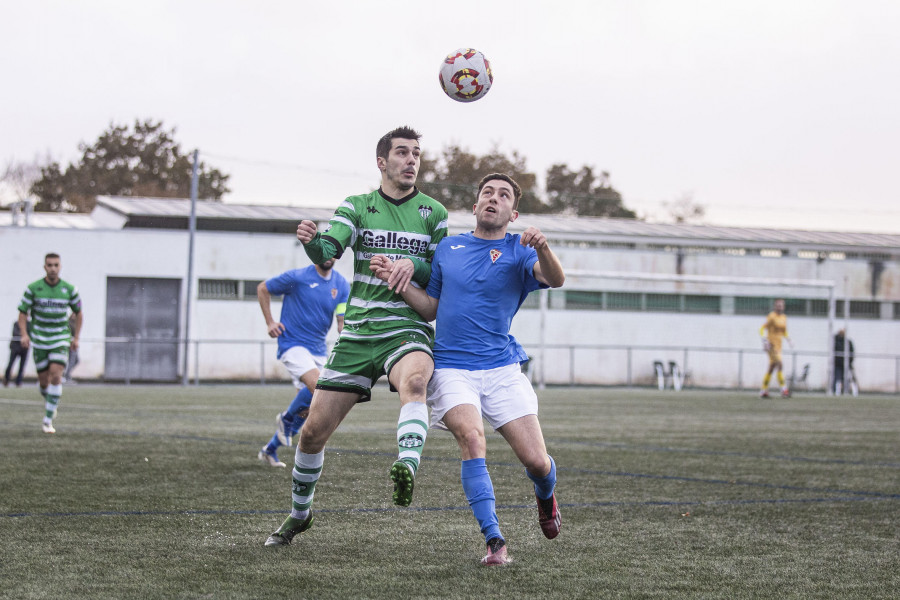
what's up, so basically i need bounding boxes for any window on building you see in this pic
[645,293,681,312]
[521,293,541,309]
[243,280,264,300]
[810,299,830,316]
[606,292,642,311]
[734,297,773,315]
[684,295,721,313]
[850,300,880,319]
[199,279,265,301]
[199,279,240,300]
[564,291,603,310]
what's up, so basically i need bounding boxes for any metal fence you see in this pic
[530,343,900,394]
[4,337,898,394]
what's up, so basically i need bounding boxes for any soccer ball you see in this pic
[439,48,493,102]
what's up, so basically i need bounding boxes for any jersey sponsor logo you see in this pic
[418,205,432,220]
[361,229,430,255]
[398,433,424,449]
[309,283,320,288]
[490,249,502,263]
[450,244,465,250]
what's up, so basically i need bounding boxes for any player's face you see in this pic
[774,299,785,313]
[44,257,61,283]
[378,138,420,192]
[318,259,336,271]
[474,179,518,231]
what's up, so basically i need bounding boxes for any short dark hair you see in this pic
[45,253,60,261]
[376,126,422,159]
[477,173,523,210]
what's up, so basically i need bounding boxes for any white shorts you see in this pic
[427,363,538,431]
[279,346,326,389]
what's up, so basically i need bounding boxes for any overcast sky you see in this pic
[2,0,898,233]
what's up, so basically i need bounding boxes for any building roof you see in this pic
[4,195,899,255]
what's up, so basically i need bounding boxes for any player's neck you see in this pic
[472,225,508,241]
[380,181,416,201]
[314,266,332,279]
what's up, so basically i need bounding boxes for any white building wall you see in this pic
[3,224,898,391]
[509,309,899,391]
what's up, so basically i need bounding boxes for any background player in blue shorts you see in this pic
[371,172,566,565]
[256,258,349,467]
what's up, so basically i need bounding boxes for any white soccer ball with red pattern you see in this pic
[439,48,493,103]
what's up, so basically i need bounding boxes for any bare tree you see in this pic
[663,193,706,224]
[1,154,47,207]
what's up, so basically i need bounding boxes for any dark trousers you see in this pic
[4,348,28,386]
[833,364,846,393]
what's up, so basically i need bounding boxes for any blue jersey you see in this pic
[266,265,350,358]
[426,232,547,370]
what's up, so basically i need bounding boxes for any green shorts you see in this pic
[33,346,69,372]
[317,330,433,402]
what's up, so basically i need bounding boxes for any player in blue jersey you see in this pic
[371,173,566,566]
[256,259,350,467]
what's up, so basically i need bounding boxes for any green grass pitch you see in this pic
[1,385,898,599]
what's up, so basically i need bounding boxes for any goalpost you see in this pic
[533,270,839,394]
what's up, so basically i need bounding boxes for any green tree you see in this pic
[30,119,230,212]
[545,164,636,218]
[419,144,548,213]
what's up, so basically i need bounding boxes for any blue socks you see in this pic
[526,454,557,500]
[461,458,502,543]
[265,387,314,454]
[285,387,314,435]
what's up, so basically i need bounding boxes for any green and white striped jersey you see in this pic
[305,187,448,340]
[18,278,82,350]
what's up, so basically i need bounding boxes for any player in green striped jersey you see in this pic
[266,126,448,547]
[17,253,83,434]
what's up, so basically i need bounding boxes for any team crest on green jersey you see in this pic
[418,204,432,220]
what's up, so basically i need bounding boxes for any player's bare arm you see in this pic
[369,256,438,321]
[257,281,285,338]
[17,311,30,350]
[71,311,83,352]
[296,220,318,245]
[521,227,565,288]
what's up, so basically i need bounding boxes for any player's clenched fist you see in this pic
[520,226,548,250]
[296,220,318,244]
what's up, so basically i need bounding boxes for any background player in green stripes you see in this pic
[17,253,83,434]
[266,126,448,547]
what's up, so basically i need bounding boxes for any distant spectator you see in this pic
[833,329,855,395]
[4,320,29,387]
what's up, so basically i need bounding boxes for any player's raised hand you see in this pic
[296,220,318,244]
[520,226,548,250]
